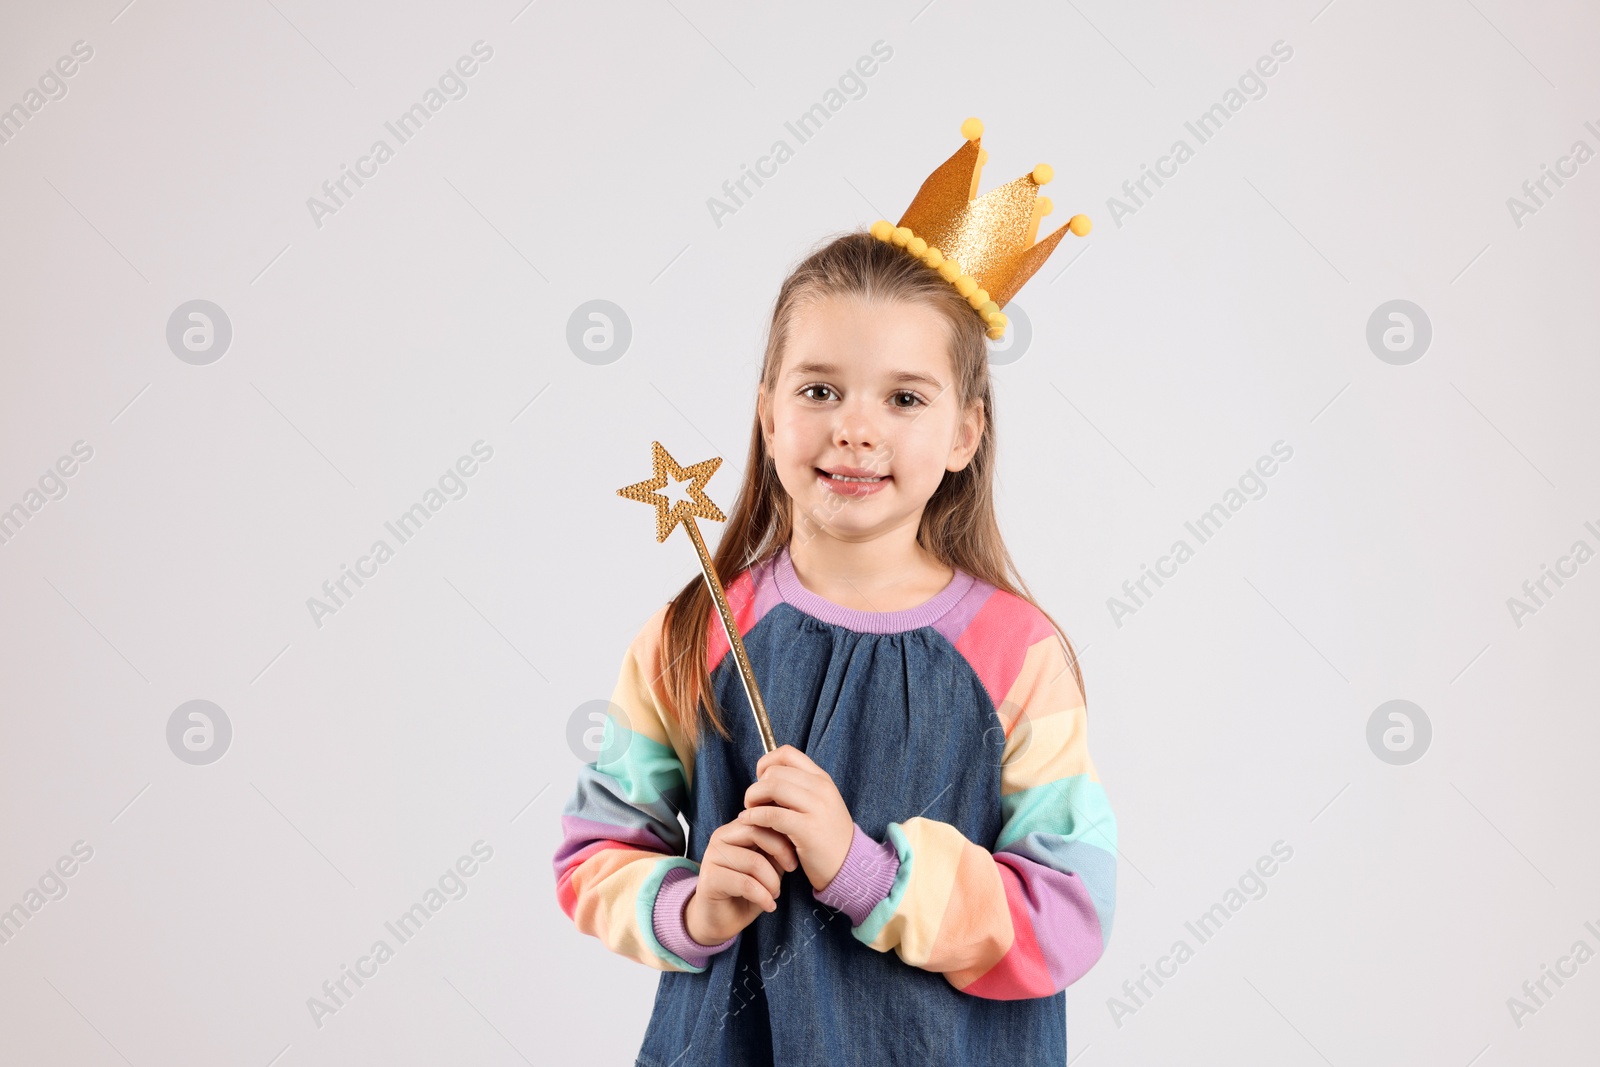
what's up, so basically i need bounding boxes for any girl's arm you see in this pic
[814,623,1117,1000]
[552,604,737,973]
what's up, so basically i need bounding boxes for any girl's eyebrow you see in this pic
[786,360,944,390]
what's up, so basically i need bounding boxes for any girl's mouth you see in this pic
[816,468,890,497]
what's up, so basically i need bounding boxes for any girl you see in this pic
[554,229,1117,1065]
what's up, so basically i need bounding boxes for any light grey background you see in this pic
[1,1,1596,1064]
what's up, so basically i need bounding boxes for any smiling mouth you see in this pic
[816,468,889,483]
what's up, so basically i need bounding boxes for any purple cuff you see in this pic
[652,866,737,967]
[813,823,900,926]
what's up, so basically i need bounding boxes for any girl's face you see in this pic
[758,295,983,546]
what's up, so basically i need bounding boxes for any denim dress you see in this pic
[623,546,1112,1066]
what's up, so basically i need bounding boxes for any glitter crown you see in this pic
[869,117,1091,340]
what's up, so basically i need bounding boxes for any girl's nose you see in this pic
[834,423,876,451]
[834,405,878,450]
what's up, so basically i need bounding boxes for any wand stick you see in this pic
[618,441,777,754]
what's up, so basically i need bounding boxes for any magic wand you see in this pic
[617,441,777,754]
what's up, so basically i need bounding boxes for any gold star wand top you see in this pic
[617,441,777,754]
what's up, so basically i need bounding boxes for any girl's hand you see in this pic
[739,745,854,893]
[685,819,799,946]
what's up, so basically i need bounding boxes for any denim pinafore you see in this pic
[634,547,1069,1066]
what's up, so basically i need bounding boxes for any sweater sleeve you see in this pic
[552,603,737,973]
[817,628,1117,999]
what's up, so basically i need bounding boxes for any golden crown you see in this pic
[869,117,1090,341]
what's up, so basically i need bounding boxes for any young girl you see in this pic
[554,225,1116,1064]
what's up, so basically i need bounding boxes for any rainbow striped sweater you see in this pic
[553,545,1117,1061]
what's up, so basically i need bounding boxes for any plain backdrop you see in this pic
[0,1,1597,1064]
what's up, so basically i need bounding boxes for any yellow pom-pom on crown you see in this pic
[865,119,1093,343]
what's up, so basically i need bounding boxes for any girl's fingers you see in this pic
[759,766,812,787]
[755,745,824,782]
[724,821,799,871]
[753,744,799,778]
[737,874,777,912]
[705,851,775,910]
[738,803,798,837]
[753,826,801,872]
[705,838,782,897]
[743,768,816,812]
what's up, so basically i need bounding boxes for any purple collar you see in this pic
[767,544,976,634]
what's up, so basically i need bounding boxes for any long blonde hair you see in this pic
[658,229,1085,748]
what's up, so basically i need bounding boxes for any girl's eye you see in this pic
[798,385,926,408]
